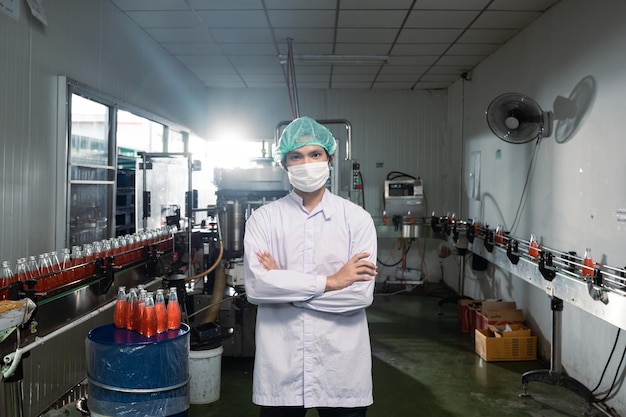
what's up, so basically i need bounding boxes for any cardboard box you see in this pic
[480,309,525,329]
[476,301,524,330]
[474,328,537,361]
[487,323,532,338]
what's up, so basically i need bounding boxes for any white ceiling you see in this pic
[109,0,561,90]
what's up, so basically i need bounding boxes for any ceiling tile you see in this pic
[115,0,556,90]
[188,65,238,76]
[397,28,464,43]
[278,43,334,55]
[437,55,483,66]
[405,10,480,28]
[228,55,280,65]
[224,43,277,55]
[458,28,518,43]
[341,0,415,9]
[209,28,274,43]
[237,65,285,75]
[146,27,213,43]
[332,73,377,82]
[273,28,336,43]
[376,73,421,82]
[331,82,375,89]
[472,11,543,29]
[391,44,449,55]
[332,66,380,74]
[110,0,190,11]
[241,73,285,83]
[446,43,500,55]
[162,42,221,55]
[189,0,263,10]
[379,65,429,74]
[338,10,408,28]
[177,55,231,66]
[429,65,472,74]
[372,81,416,89]
[421,73,461,82]
[264,0,336,9]
[487,0,560,11]
[196,10,268,28]
[334,43,391,55]
[389,56,438,66]
[413,0,491,10]
[125,11,199,28]
[268,10,336,27]
[412,81,452,89]
[336,28,398,43]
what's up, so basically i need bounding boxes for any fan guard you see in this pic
[486,93,552,144]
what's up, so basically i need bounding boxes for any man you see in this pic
[243,116,378,417]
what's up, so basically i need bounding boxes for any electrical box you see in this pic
[384,179,425,218]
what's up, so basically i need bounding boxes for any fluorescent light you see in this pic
[279,54,388,65]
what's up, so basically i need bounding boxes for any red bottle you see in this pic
[0,260,14,300]
[125,288,138,331]
[155,289,167,333]
[528,234,539,259]
[582,248,594,277]
[61,248,73,286]
[135,290,147,333]
[141,293,157,337]
[113,286,128,328]
[167,287,182,331]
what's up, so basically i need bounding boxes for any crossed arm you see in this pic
[256,251,377,292]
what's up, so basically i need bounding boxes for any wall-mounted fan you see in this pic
[486,93,553,144]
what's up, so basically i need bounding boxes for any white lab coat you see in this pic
[244,189,377,408]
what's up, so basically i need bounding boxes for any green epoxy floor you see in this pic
[188,290,604,417]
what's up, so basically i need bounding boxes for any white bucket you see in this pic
[189,345,223,405]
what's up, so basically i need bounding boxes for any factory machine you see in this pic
[184,119,358,356]
[377,175,431,286]
[191,160,291,357]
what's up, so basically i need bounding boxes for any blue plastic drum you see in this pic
[86,323,190,417]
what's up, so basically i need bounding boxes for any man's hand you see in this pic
[257,251,279,271]
[325,252,377,292]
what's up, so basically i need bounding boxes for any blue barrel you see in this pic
[86,324,190,417]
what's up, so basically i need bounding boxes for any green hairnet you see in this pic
[274,116,337,163]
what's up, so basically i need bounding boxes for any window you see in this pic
[67,92,115,247]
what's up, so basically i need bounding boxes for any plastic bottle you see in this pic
[495,225,505,245]
[583,248,594,277]
[83,244,95,277]
[113,286,128,329]
[134,289,147,332]
[125,288,138,331]
[48,251,61,289]
[167,287,182,331]
[71,246,85,281]
[528,234,539,259]
[14,258,28,283]
[61,248,73,285]
[141,292,157,337]
[0,260,14,300]
[155,289,167,333]
[26,255,40,288]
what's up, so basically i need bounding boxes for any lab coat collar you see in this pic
[288,189,333,220]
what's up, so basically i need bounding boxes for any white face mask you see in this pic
[287,161,330,193]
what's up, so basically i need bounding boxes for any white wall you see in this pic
[0,2,208,415]
[0,0,208,264]
[205,87,458,284]
[451,0,626,412]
